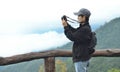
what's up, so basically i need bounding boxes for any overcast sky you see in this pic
[0,0,120,34]
[0,0,120,57]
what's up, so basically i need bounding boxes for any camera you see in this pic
[61,15,79,23]
[61,15,67,21]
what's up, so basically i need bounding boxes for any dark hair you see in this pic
[79,15,89,22]
[86,17,89,22]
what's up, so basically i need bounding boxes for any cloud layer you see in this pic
[0,31,70,57]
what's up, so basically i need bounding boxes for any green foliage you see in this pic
[56,60,67,72]
[108,68,120,72]
[38,64,44,72]
[95,17,120,49]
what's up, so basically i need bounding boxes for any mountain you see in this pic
[96,17,120,49]
[0,17,120,72]
[0,59,44,72]
[87,17,120,72]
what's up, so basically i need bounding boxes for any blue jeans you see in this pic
[74,60,89,72]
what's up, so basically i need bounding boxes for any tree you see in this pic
[38,64,44,72]
[56,60,67,72]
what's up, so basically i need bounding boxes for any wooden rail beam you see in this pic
[0,49,120,66]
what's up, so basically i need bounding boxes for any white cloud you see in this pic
[0,20,62,34]
[0,31,70,57]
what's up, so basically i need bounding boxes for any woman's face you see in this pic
[78,15,86,23]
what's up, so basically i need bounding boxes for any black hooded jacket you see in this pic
[64,22,92,62]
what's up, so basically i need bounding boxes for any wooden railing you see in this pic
[0,49,120,72]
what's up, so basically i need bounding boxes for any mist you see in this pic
[0,31,70,57]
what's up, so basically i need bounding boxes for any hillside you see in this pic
[0,17,120,72]
[87,17,120,72]
[96,17,120,49]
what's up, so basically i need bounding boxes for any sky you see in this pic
[0,0,120,57]
[0,0,120,34]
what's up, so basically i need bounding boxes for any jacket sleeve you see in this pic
[67,24,77,32]
[64,25,90,42]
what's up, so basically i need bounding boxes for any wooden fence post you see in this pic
[44,57,55,72]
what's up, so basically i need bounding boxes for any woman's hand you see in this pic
[61,19,68,27]
[61,15,68,27]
